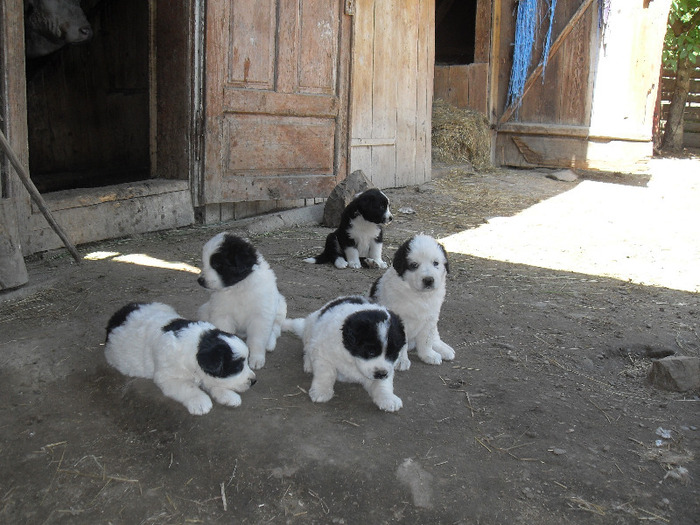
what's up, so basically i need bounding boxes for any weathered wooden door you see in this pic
[349,0,434,188]
[201,0,351,205]
[491,0,671,173]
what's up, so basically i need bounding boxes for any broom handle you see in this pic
[0,129,81,263]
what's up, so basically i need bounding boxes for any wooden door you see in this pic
[491,0,671,173]
[201,0,351,205]
[349,0,434,188]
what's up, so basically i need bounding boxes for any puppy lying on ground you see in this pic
[370,234,455,369]
[304,188,393,269]
[104,302,256,415]
[283,296,406,412]
[198,232,287,370]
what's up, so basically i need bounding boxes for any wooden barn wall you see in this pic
[349,0,434,189]
[25,0,150,190]
[495,0,594,127]
[493,0,671,173]
[433,0,491,113]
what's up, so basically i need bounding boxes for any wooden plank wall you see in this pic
[433,0,491,113]
[660,66,700,149]
[350,0,434,189]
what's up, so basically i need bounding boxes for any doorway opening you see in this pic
[435,0,478,66]
[25,0,150,194]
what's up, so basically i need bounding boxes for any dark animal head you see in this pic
[353,189,393,225]
[342,308,405,380]
[198,233,260,290]
[196,329,253,383]
[392,235,449,292]
[24,0,93,58]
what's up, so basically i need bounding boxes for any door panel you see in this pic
[349,0,434,188]
[203,0,349,205]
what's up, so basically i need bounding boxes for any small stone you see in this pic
[648,356,700,392]
[547,169,578,182]
[551,448,567,456]
[322,170,374,227]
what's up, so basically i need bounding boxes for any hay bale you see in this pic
[431,99,491,170]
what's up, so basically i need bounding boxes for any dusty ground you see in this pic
[1,159,698,524]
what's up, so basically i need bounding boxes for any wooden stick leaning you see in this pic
[0,129,81,263]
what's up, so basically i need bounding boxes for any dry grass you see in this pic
[431,99,491,170]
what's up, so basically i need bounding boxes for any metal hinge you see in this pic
[345,0,355,16]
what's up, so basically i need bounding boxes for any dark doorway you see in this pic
[25,0,150,193]
[435,0,478,65]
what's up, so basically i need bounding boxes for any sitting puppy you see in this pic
[104,302,256,415]
[283,296,406,412]
[370,234,454,369]
[198,232,287,370]
[304,188,393,269]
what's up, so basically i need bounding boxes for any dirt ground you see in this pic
[1,159,698,524]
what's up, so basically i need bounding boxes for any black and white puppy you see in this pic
[283,296,406,412]
[104,302,256,415]
[370,234,454,369]
[198,232,287,370]
[304,188,393,269]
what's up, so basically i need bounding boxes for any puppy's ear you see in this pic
[386,311,406,361]
[439,243,450,274]
[197,331,245,378]
[392,237,412,276]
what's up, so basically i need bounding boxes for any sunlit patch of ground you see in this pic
[440,158,700,293]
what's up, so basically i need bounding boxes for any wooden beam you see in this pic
[498,0,597,125]
[0,130,81,263]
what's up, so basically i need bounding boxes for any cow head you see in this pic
[24,0,93,58]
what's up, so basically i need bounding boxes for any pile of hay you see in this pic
[432,99,491,170]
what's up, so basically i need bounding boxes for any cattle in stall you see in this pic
[24,0,93,59]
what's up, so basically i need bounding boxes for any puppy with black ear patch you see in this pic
[370,234,454,369]
[304,188,393,269]
[104,302,256,416]
[198,232,287,370]
[283,296,406,412]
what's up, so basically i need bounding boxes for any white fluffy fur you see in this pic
[283,298,404,412]
[198,233,287,370]
[371,235,454,369]
[104,302,256,415]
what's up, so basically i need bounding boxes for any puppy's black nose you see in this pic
[385,214,393,224]
[250,378,257,387]
[374,370,388,380]
[197,275,206,288]
[422,276,434,289]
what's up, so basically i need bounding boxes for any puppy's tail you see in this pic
[282,318,306,337]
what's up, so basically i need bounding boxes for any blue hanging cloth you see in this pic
[507,0,538,112]
[506,0,558,116]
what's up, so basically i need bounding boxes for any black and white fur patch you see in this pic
[282,296,406,412]
[198,232,287,370]
[304,188,393,269]
[104,302,256,415]
[370,234,454,369]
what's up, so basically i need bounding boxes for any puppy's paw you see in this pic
[334,258,349,269]
[376,393,403,412]
[309,385,334,403]
[185,393,213,415]
[347,260,362,269]
[418,349,443,365]
[211,389,242,407]
[248,354,266,370]
[435,341,455,361]
[394,355,411,371]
